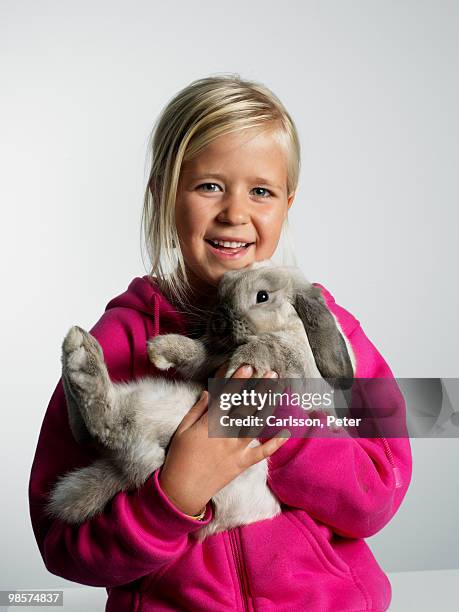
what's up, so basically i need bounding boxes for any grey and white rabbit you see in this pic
[46,260,356,540]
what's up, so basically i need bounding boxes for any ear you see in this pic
[293,285,354,389]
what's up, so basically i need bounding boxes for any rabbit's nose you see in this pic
[210,306,231,337]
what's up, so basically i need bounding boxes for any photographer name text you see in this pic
[220,414,361,428]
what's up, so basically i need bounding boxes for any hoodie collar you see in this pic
[104,275,188,337]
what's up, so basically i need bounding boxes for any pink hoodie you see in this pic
[28,276,412,611]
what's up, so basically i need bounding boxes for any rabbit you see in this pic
[46,260,356,540]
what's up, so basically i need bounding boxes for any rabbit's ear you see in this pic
[293,285,354,388]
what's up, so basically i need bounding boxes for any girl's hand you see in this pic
[158,364,289,516]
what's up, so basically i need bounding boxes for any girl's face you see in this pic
[175,126,295,292]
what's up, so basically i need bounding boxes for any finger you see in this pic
[256,371,280,401]
[260,374,286,419]
[214,363,254,380]
[231,364,254,379]
[225,370,279,431]
[176,390,208,433]
[213,362,229,379]
[247,429,291,464]
[222,364,255,399]
[236,373,279,437]
[208,364,249,414]
[211,367,277,437]
[250,372,281,417]
[206,367,251,436]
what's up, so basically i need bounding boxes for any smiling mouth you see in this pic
[205,238,254,251]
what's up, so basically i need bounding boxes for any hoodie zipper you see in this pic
[358,379,403,489]
[228,528,250,612]
[379,435,402,488]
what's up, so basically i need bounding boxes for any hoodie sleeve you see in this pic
[28,307,213,588]
[265,294,412,540]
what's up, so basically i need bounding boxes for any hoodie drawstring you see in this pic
[153,293,160,337]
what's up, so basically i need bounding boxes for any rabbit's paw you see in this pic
[224,342,280,379]
[225,357,273,379]
[147,334,187,370]
[62,326,111,406]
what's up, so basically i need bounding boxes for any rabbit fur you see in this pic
[46,260,356,540]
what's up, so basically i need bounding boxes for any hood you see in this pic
[104,275,188,337]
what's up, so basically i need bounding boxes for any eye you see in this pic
[251,187,273,198]
[197,183,221,192]
[256,290,269,303]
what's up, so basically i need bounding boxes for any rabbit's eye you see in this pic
[256,290,269,303]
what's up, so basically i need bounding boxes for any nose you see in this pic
[216,190,250,225]
[209,304,232,337]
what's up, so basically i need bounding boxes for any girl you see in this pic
[29,74,412,611]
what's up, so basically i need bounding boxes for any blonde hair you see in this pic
[141,72,301,311]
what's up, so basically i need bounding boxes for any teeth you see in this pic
[210,239,248,248]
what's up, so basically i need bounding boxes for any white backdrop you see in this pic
[1,0,458,592]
